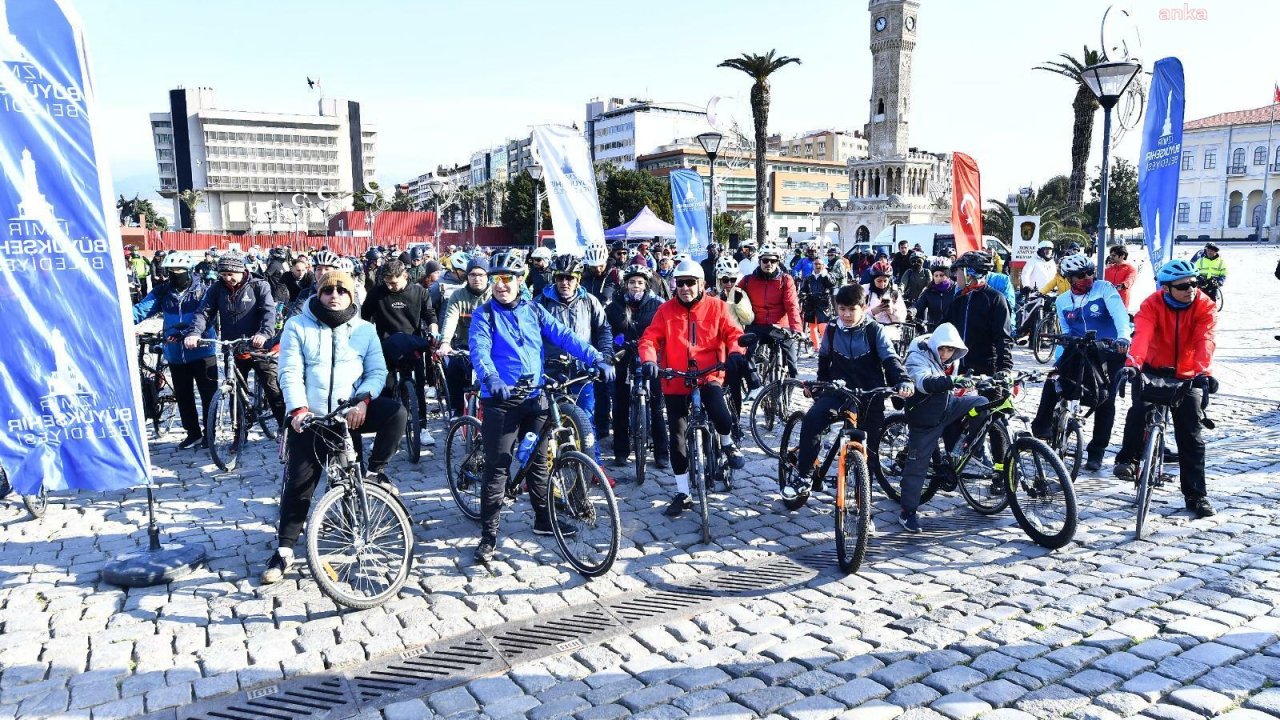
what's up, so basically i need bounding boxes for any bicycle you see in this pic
[886,317,925,359]
[1198,275,1224,312]
[778,382,896,573]
[0,464,48,518]
[424,336,451,419]
[1040,332,1126,479]
[611,342,656,486]
[296,393,414,609]
[383,333,430,464]
[1032,310,1061,365]
[201,339,281,471]
[662,363,735,545]
[748,328,809,458]
[872,371,1078,549]
[136,333,178,438]
[1121,372,1205,540]
[444,374,620,576]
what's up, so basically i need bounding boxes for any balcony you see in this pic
[1227,165,1248,176]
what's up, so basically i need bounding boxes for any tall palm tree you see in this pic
[984,193,1087,250]
[1034,46,1103,224]
[718,50,801,246]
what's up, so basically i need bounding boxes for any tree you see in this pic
[600,168,672,228]
[718,49,802,246]
[389,188,414,212]
[1083,157,1140,241]
[116,194,168,230]
[985,192,1087,251]
[1036,175,1071,208]
[352,181,385,211]
[714,211,749,246]
[1034,46,1104,222]
[177,189,204,232]
[500,172,548,244]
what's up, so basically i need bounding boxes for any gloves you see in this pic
[895,382,915,398]
[640,361,659,381]
[727,353,750,374]
[1193,375,1219,394]
[613,334,626,348]
[1117,366,1138,383]
[951,376,976,390]
[486,375,512,401]
[595,357,616,383]
[993,370,1013,384]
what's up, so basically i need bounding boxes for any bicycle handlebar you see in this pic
[301,392,372,429]
[1043,332,1128,352]
[799,380,898,401]
[660,363,726,383]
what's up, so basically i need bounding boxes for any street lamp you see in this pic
[697,131,724,249]
[362,191,389,246]
[528,164,545,247]
[1081,60,1142,274]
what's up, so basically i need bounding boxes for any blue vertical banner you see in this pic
[670,169,709,261]
[0,0,151,494]
[531,125,606,257]
[1139,57,1185,271]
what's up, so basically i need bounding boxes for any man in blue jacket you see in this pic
[263,270,406,585]
[133,252,216,449]
[469,250,616,563]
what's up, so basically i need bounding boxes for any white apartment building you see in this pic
[771,129,869,163]
[1177,102,1280,241]
[585,97,715,170]
[151,87,376,233]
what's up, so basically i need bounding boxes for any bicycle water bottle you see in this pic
[515,432,538,466]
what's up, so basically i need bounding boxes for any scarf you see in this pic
[930,279,953,293]
[1161,289,1192,310]
[309,297,357,328]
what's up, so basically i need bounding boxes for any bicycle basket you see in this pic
[1138,373,1186,406]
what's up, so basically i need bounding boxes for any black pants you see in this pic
[612,372,669,460]
[445,355,473,417]
[1031,352,1124,459]
[663,383,735,475]
[796,393,886,474]
[236,355,286,427]
[277,396,407,549]
[169,356,217,439]
[480,395,550,544]
[1115,391,1207,500]
[594,379,612,440]
[746,324,798,381]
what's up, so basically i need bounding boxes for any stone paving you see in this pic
[2,244,1280,719]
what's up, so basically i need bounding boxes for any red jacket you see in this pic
[1104,261,1137,309]
[738,270,801,331]
[638,294,745,395]
[1127,289,1216,379]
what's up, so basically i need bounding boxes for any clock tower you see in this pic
[865,0,919,158]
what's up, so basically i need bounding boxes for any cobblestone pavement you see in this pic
[2,245,1279,720]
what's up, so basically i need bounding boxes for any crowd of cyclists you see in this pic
[126,232,1224,581]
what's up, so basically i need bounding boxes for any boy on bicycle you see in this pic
[783,284,914,500]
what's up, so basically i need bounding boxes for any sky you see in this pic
[76,0,1278,217]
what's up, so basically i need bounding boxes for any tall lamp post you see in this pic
[361,192,389,249]
[1081,60,1142,275]
[528,164,545,247]
[697,131,723,250]
[427,179,446,257]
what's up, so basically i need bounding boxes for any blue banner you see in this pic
[0,0,151,494]
[670,169,709,261]
[1139,57,1185,271]
[531,125,606,258]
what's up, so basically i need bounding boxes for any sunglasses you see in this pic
[759,258,778,264]
[491,273,517,285]
[719,277,736,283]
[319,286,349,296]
[675,278,699,288]
[1068,270,1095,280]
[1169,280,1198,291]
[554,274,578,283]
[467,271,487,279]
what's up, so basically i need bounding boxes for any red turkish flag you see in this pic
[1273,83,1280,103]
[951,153,983,254]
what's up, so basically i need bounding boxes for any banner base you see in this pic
[101,542,207,587]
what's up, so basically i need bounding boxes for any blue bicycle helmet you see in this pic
[1155,258,1197,285]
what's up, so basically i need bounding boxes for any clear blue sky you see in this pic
[77,0,1277,214]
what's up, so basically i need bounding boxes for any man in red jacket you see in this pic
[738,243,803,383]
[639,259,749,517]
[1103,244,1138,310]
[1113,258,1218,517]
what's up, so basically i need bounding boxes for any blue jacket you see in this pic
[132,280,216,365]
[188,277,277,343]
[985,273,1017,330]
[792,257,814,280]
[1053,279,1132,361]
[469,297,604,399]
[277,302,387,415]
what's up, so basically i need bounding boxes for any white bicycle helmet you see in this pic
[337,257,355,275]
[450,253,470,271]
[582,243,608,266]
[1058,253,1093,276]
[530,246,553,261]
[673,258,704,281]
[313,250,341,268]
[161,252,197,271]
[758,244,784,260]
[740,238,758,249]
[714,256,740,280]
[1036,240,1055,251]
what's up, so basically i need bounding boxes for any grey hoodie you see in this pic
[903,322,969,427]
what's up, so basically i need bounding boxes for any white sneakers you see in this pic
[420,428,436,447]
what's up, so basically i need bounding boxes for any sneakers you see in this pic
[723,443,745,470]
[533,514,578,537]
[261,549,293,584]
[419,428,436,447]
[1083,455,1103,473]
[1190,497,1216,518]
[178,434,204,450]
[1163,448,1180,463]
[664,493,691,517]
[655,453,670,469]
[366,471,398,496]
[474,540,495,563]
[610,453,629,467]
[899,512,921,534]
[1113,462,1137,482]
[780,468,809,500]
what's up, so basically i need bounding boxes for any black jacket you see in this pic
[264,259,289,303]
[605,290,662,372]
[188,277,277,342]
[283,271,313,302]
[900,267,931,305]
[361,283,437,339]
[913,284,956,331]
[580,266,616,306]
[943,284,1013,375]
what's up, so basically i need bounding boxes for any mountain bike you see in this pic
[136,333,177,438]
[1198,275,1224,312]
[748,328,808,458]
[445,374,619,576]
[0,464,48,518]
[663,363,735,545]
[614,343,655,486]
[424,336,451,419]
[1122,372,1204,540]
[1032,310,1061,365]
[887,317,925,358]
[872,371,1077,549]
[1040,333,1125,479]
[778,382,896,573]
[297,393,414,609]
[201,339,280,471]
[383,333,430,464]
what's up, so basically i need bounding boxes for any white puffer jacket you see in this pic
[278,301,387,415]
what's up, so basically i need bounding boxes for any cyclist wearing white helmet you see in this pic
[605,264,670,468]
[528,245,555,296]
[713,256,753,328]
[580,243,615,305]
[737,239,759,276]
[1020,240,1058,294]
[739,243,803,380]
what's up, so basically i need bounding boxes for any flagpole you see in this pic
[1262,91,1277,241]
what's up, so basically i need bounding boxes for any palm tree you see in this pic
[177,189,204,232]
[1034,46,1104,224]
[984,193,1087,250]
[718,50,801,246]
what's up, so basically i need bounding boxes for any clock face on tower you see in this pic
[875,16,887,32]
[905,15,916,31]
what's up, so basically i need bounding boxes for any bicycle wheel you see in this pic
[548,449,620,577]
[1033,314,1058,364]
[687,425,711,545]
[835,443,872,574]
[140,376,162,436]
[778,411,810,511]
[445,416,484,521]
[207,387,242,472]
[23,486,48,518]
[431,363,451,418]
[1057,416,1083,479]
[249,373,279,441]
[1135,426,1162,540]
[632,390,648,486]
[398,379,421,464]
[0,465,9,497]
[750,379,808,458]
[870,412,941,504]
[306,481,414,609]
[956,422,1012,515]
[1007,436,1077,549]
[558,401,597,455]
[1215,287,1224,312]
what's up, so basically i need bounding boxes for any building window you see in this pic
[1199,201,1212,224]
[1256,147,1269,165]
[1228,204,1242,227]
[876,99,884,115]
[779,227,789,237]
[1275,146,1280,170]
[1181,152,1193,171]
[1204,150,1216,169]
[1233,147,1246,167]
[1176,202,1189,223]
[1253,205,1265,227]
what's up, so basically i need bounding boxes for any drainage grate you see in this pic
[694,557,812,593]
[350,633,503,704]
[603,588,718,623]
[486,607,622,662]
[177,677,353,720]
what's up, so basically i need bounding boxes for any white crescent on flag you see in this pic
[959,194,977,225]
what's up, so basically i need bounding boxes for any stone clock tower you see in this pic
[865,0,919,158]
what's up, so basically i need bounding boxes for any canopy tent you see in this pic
[604,206,677,241]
